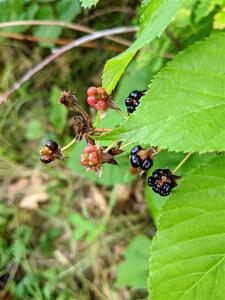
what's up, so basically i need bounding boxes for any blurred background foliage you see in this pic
[0,0,224,299]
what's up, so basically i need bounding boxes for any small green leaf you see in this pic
[116,235,151,289]
[102,0,181,94]
[99,33,225,153]
[149,154,225,300]
[79,0,99,9]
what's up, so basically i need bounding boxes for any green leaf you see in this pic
[102,0,181,94]
[149,154,225,300]
[116,235,151,289]
[79,0,99,9]
[99,33,225,153]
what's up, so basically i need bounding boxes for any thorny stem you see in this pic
[0,26,138,105]
[61,138,77,152]
[172,152,193,174]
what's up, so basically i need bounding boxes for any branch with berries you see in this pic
[39,87,191,197]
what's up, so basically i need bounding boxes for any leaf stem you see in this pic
[61,137,77,152]
[120,141,134,149]
[172,152,192,174]
[103,140,118,153]
[94,128,112,133]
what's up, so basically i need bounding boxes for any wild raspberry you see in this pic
[45,140,58,151]
[148,169,177,197]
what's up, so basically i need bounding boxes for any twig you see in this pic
[0,31,124,52]
[0,20,134,47]
[0,26,138,106]
[172,152,192,174]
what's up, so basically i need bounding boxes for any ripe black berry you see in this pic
[45,140,58,151]
[130,154,142,168]
[147,168,176,197]
[125,90,146,114]
[40,155,53,164]
[141,159,153,171]
[148,176,154,187]
[131,145,142,155]
[125,98,132,107]
[129,90,145,100]
[159,183,172,197]
[127,106,135,113]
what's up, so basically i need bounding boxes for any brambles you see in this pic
[40,89,184,196]
[147,169,177,197]
[125,90,146,114]
[129,145,154,171]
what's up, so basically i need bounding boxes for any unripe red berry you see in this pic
[84,144,97,154]
[87,86,98,96]
[87,96,97,107]
[95,100,107,111]
[97,87,107,97]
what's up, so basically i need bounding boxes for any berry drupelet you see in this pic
[148,169,177,197]
[125,90,146,114]
[45,140,58,151]
[129,145,153,171]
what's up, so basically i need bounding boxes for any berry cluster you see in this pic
[130,145,153,171]
[80,143,101,169]
[125,90,146,114]
[39,140,62,164]
[87,86,108,111]
[148,169,177,197]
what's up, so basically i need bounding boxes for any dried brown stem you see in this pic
[0,26,138,106]
[0,20,134,47]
